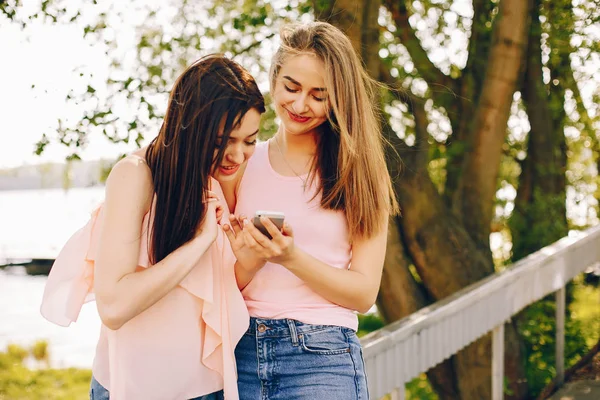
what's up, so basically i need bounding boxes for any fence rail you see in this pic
[360,225,600,400]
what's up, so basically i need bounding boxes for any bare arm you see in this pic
[93,158,219,330]
[240,216,388,313]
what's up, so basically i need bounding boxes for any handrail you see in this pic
[360,225,600,400]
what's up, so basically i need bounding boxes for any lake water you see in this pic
[0,187,106,369]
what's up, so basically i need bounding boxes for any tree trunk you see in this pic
[445,0,496,204]
[453,0,530,257]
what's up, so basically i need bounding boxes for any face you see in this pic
[272,53,329,137]
[212,108,261,182]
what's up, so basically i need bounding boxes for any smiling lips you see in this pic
[219,164,239,175]
[287,109,311,123]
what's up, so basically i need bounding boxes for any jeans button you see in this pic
[257,323,267,333]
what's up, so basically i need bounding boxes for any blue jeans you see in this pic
[89,376,223,400]
[235,317,369,400]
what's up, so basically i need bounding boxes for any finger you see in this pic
[223,224,237,244]
[229,214,243,235]
[216,205,224,222]
[205,191,220,202]
[260,216,284,240]
[281,222,293,237]
[204,199,218,213]
[242,224,261,249]
[244,219,276,249]
[204,198,219,206]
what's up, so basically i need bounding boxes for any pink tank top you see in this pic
[235,140,358,330]
[40,179,248,400]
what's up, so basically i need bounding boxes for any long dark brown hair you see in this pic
[145,55,265,264]
[270,23,399,240]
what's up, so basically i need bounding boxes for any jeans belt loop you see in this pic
[287,319,299,346]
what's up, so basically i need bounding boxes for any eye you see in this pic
[312,95,327,102]
[245,139,257,146]
[284,85,299,93]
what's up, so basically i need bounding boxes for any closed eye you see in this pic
[285,85,326,102]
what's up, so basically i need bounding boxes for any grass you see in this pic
[570,279,600,348]
[0,341,91,400]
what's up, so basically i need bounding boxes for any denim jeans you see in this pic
[89,376,223,400]
[235,317,369,400]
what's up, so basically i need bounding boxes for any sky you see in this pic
[0,0,597,170]
[0,3,149,169]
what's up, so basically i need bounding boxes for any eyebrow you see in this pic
[283,76,326,92]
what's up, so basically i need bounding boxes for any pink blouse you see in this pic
[40,179,248,400]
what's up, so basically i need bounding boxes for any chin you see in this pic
[283,123,318,136]
[214,172,238,183]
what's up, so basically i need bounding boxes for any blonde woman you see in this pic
[223,22,398,399]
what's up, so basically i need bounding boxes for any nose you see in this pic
[292,94,309,114]
[226,143,245,165]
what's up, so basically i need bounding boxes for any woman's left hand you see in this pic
[242,217,296,265]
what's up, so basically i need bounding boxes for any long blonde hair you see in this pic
[270,22,399,240]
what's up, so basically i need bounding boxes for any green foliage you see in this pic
[0,341,92,400]
[509,190,568,262]
[357,313,385,337]
[30,341,49,363]
[517,278,598,397]
[405,375,438,400]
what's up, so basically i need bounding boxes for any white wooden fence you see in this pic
[360,225,600,400]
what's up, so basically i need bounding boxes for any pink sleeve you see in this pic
[40,207,101,326]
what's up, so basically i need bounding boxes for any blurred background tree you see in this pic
[1,0,598,398]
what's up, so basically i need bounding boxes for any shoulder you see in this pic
[104,155,153,213]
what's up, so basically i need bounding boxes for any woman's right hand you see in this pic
[196,191,222,242]
[223,214,266,272]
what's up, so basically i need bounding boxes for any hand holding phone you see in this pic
[253,211,285,240]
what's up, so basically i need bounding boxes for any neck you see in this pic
[277,127,317,157]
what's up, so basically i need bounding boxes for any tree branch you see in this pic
[232,32,276,57]
[443,0,495,204]
[382,0,458,103]
[380,64,430,170]
[565,62,596,134]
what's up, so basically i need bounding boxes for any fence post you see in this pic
[391,386,405,400]
[492,323,505,400]
[556,286,566,386]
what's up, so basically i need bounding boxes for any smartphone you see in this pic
[253,210,285,239]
